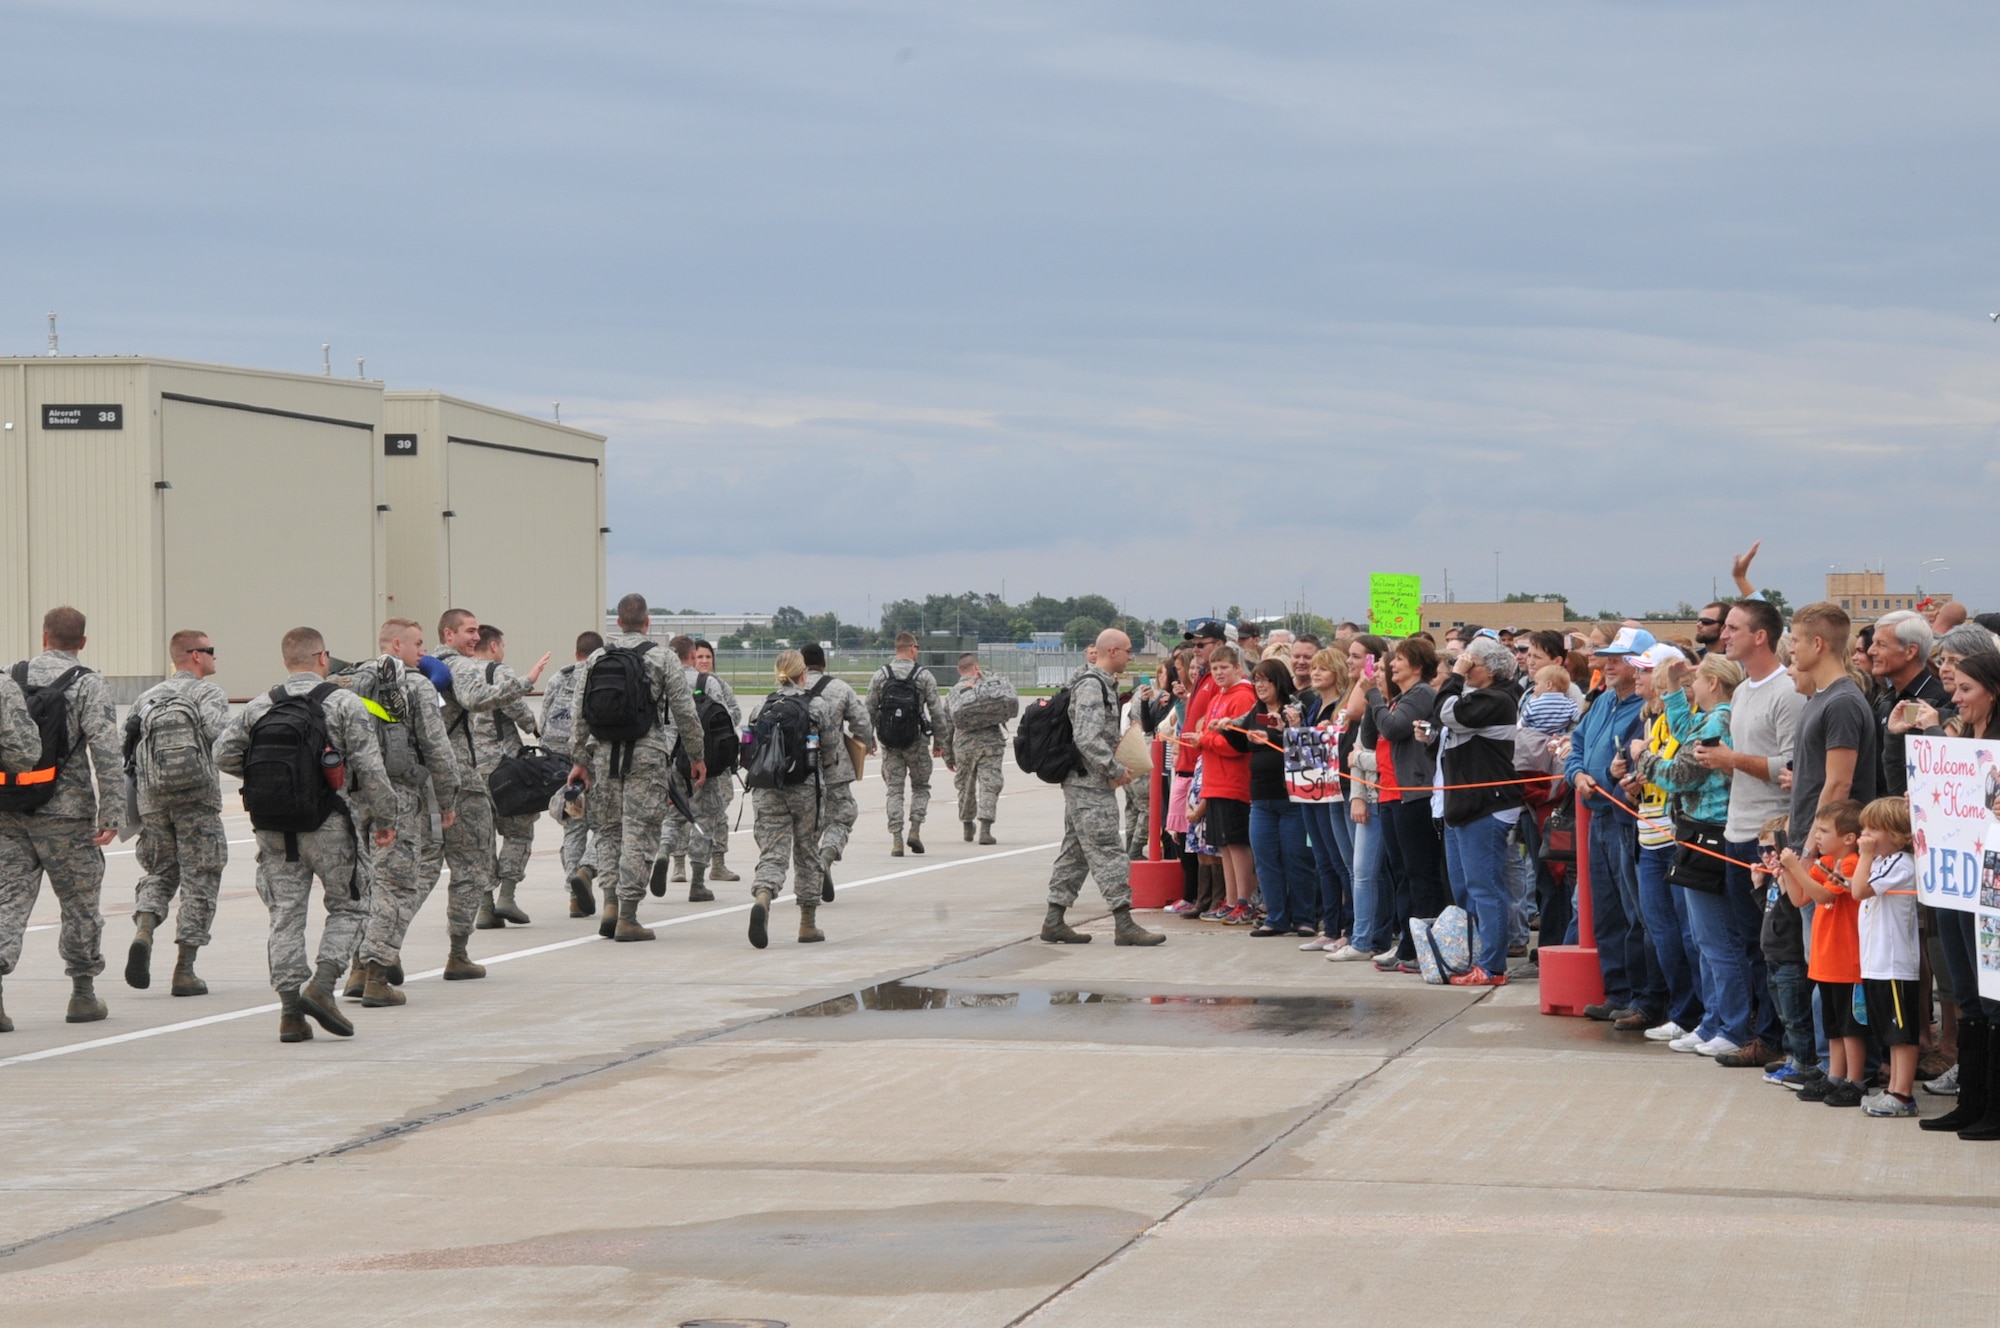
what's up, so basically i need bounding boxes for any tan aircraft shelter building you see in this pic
[0,356,605,700]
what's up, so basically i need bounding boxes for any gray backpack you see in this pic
[333,658,420,781]
[137,691,215,799]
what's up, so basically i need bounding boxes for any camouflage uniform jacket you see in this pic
[214,671,397,827]
[436,646,533,780]
[128,671,232,815]
[350,656,462,808]
[865,658,945,753]
[539,662,583,757]
[16,650,123,831]
[941,674,1018,765]
[0,672,40,771]
[1062,664,1125,790]
[802,670,871,784]
[571,631,704,771]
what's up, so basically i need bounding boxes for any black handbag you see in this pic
[1667,815,1728,894]
[1538,796,1576,864]
[488,745,573,818]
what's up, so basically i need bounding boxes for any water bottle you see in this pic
[807,732,821,754]
[320,746,346,791]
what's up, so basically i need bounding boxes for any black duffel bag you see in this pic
[489,745,573,818]
[1666,815,1729,894]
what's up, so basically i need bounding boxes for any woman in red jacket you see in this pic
[1196,645,1259,922]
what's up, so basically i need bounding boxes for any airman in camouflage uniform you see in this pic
[866,635,947,857]
[0,673,39,769]
[124,629,231,998]
[1042,630,1164,948]
[337,620,461,1005]
[469,625,543,928]
[424,609,548,959]
[0,608,126,1031]
[539,631,604,915]
[746,652,840,948]
[215,626,398,1042]
[943,655,1018,845]
[801,644,871,899]
[568,595,707,942]
[654,637,743,900]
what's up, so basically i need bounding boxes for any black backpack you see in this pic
[1013,675,1113,784]
[744,679,828,790]
[676,672,740,777]
[0,662,88,815]
[240,683,343,852]
[581,641,657,778]
[875,661,929,751]
[488,745,574,818]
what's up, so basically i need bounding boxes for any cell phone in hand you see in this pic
[1697,737,1721,748]
[1771,828,1788,856]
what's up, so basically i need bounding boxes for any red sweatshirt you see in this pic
[1175,670,1220,774]
[1194,681,1257,801]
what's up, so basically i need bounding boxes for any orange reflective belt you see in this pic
[0,767,56,787]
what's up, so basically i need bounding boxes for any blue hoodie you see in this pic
[1563,686,1646,810]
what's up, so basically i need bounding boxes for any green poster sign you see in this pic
[1368,574,1422,636]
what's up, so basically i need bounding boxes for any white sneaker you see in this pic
[1299,935,1333,951]
[1668,1031,1706,1053]
[1694,1036,1740,1058]
[1326,944,1373,962]
[1643,1021,1685,1042]
[1373,947,1400,964]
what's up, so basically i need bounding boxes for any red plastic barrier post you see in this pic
[1128,737,1182,908]
[1538,799,1604,1016]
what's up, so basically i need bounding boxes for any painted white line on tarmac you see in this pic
[105,837,257,859]
[0,841,1058,1069]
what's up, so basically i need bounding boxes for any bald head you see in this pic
[1095,628,1132,676]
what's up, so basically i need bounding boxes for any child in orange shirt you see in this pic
[1778,799,1865,1108]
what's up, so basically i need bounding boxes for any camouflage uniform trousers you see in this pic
[133,803,229,947]
[592,757,674,903]
[360,784,430,967]
[817,777,858,866]
[1047,783,1132,911]
[558,811,599,875]
[954,733,1007,823]
[495,812,537,890]
[0,814,106,980]
[753,783,824,908]
[880,744,932,837]
[416,787,494,942]
[1122,774,1151,858]
[658,776,731,862]
[252,817,367,993]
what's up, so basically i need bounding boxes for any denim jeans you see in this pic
[1350,810,1390,953]
[1724,840,1785,1046]
[1767,960,1818,1069]
[1443,814,1513,976]
[1250,799,1315,932]
[1299,798,1352,939]
[1505,830,1534,948]
[1636,843,1703,1030]
[1584,806,1662,1012]
[1683,885,1751,1044]
[1382,799,1448,961]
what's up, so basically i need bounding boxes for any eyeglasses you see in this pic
[1513,645,1531,654]
[1697,618,1722,628]
[188,646,216,656]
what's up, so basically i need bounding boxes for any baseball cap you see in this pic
[1183,622,1227,642]
[1592,626,1658,657]
[1633,642,1684,671]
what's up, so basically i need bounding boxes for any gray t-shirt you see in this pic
[1723,665,1805,843]
[1789,676,1879,840]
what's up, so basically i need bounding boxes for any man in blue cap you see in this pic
[1563,626,1666,1026]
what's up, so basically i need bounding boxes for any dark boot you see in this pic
[65,975,108,1023]
[493,882,530,925]
[613,896,656,942]
[126,911,160,989]
[278,988,313,1042]
[798,903,825,943]
[598,890,619,939]
[709,855,740,883]
[443,938,486,980]
[963,820,976,842]
[170,944,207,997]
[1041,904,1090,944]
[297,962,354,1036]
[1113,907,1166,947]
[890,832,905,858]
[362,962,406,1007]
[1958,1022,2000,1140]
[566,863,596,917]
[649,856,671,897]
[342,962,366,999]
[978,820,996,845]
[386,961,405,986]
[1925,1016,1987,1132]
[688,856,713,902]
[820,861,835,903]
[906,827,925,855]
[749,886,773,950]
[475,891,505,929]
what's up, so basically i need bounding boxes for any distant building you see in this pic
[1419,600,1567,634]
[611,612,775,642]
[1826,570,1951,620]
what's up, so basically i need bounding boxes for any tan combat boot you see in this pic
[748,886,774,950]
[297,961,355,1036]
[170,944,207,997]
[475,890,505,929]
[1113,907,1166,947]
[890,833,905,858]
[963,820,976,842]
[443,938,486,980]
[494,881,530,925]
[278,988,313,1043]
[65,975,108,1023]
[342,961,366,999]
[566,863,596,917]
[798,904,825,944]
[905,827,925,855]
[978,820,997,845]
[126,910,161,989]
[613,896,656,942]
[670,854,687,883]
[362,963,406,1007]
[1040,904,1090,944]
[598,889,619,939]
[708,854,740,883]
[688,856,713,902]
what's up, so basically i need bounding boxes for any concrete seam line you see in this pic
[0,841,1060,1070]
[1003,987,1496,1326]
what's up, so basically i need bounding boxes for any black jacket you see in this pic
[1434,675,1524,827]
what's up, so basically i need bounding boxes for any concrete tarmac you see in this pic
[2,774,1997,1325]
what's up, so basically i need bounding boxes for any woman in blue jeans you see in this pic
[1223,659,1319,939]
[1291,649,1354,951]
[1433,636,1525,985]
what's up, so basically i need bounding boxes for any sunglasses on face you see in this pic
[1697,618,1722,628]
[189,646,216,656]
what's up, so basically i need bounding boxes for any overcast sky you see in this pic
[11,1,2000,623]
